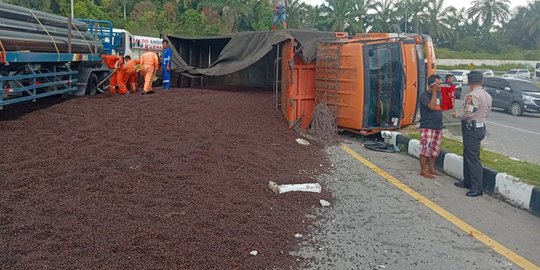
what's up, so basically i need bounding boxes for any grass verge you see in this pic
[406,131,540,187]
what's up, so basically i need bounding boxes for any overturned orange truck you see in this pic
[282,33,436,135]
[166,31,436,135]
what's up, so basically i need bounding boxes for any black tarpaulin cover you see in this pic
[164,30,338,77]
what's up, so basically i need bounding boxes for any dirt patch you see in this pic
[0,88,331,269]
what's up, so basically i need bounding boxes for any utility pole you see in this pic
[404,7,407,33]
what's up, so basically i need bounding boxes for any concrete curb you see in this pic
[382,131,539,217]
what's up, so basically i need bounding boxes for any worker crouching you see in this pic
[123,55,140,93]
[140,50,159,95]
[100,53,128,95]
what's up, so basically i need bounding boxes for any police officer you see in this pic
[451,71,492,197]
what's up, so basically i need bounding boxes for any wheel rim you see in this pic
[512,103,521,115]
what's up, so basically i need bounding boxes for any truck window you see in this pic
[363,43,404,128]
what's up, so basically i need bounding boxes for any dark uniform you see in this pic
[456,86,492,193]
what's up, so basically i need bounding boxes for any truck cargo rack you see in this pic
[76,19,115,54]
[1,63,78,109]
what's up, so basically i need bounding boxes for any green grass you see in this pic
[407,132,540,187]
[436,64,535,73]
[435,47,540,61]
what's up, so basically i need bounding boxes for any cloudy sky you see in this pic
[300,0,534,11]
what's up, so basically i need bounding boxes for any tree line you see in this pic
[2,0,539,56]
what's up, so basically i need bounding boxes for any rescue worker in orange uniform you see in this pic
[122,55,140,93]
[139,50,159,95]
[100,53,128,95]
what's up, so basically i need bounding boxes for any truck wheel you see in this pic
[86,74,99,95]
[510,102,523,116]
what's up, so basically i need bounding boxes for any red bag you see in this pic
[440,83,455,110]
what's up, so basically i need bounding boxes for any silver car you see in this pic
[474,69,495,77]
[503,69,531,79]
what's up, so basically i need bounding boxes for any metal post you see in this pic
[189,46,192,87]
[93,21,98,54]
[199,46,202,87]
[208,46,211,67]
[67,0,74,53]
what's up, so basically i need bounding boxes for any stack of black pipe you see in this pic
[0,2,103,54]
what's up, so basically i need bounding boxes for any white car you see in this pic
[474,69,495,77]
[503,69,531,79]
[450,70,470,85]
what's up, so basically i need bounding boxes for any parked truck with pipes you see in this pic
[0,3,122,109]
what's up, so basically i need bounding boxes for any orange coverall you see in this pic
[123,59,140,93]
[102,55,127,94]
[139,51,159,93]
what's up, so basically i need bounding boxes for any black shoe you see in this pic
[466,190,483,197]
[147,90,155,94]
[454,181,471,189]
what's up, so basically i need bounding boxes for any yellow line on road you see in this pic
[340,144,540,270]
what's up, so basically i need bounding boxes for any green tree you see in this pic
[371,0,396,33]
[505,1,540,49]
[467,0,511,34]
[198,0,252,33]
[286,0,309,29]
[236,0,272,31]
[349,0,377,33]
[423,0,454,44]
[319,0,356,32]
[396,0,428,33]
[180,9,218,36]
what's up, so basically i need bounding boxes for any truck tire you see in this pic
[85,73,99,95]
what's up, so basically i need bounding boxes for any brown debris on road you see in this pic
[0,88,331,269]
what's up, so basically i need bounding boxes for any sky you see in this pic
[300,0,534,11]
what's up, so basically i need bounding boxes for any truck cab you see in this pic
[112,29,163,59]
[314,33,436,135]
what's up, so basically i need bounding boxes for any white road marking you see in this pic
[454,100,540,135]
[485,120,540,136]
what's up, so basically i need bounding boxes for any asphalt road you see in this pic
[455,85,540,164]
[294,140,540,269]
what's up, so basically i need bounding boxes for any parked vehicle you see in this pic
[436,71,462,99]
[474,69,495,77]
[482,77,540,116]
[502,69,531,79]
[0,3,113,109]
[450,70,470,85]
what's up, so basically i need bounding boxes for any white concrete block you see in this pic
[495,173,533,209]
[408,139,421,158]
[443,153,464,180]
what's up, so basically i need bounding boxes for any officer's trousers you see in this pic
[462,122,486,192]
